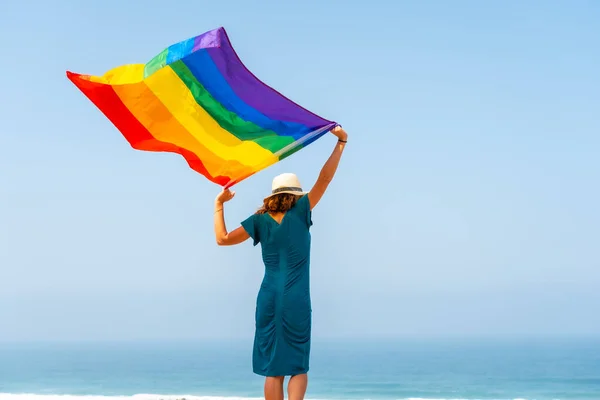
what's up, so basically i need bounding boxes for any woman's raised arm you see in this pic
[307,126,348,210]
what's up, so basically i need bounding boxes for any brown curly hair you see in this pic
[256,193,301,214]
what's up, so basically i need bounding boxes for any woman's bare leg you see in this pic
[264,376,285,400]
[288,374,308,400]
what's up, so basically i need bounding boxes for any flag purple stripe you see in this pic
[206,28,333,128]
[192,29,222,52]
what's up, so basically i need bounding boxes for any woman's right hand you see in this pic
[331,126,348,142]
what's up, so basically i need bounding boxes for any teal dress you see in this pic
[241,194,313,377]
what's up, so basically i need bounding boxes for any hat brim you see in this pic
[264,190,307,200]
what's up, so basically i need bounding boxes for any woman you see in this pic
[213,126,348,400]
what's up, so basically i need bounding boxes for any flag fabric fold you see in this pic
[67,27,336,187]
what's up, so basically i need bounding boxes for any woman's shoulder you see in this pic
[293,194,310,209]
[291,194,312,228]
[249,210,266,221]
[241,211,266,246]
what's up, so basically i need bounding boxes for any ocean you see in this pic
[0,338,598,400]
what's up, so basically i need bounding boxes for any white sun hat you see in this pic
[264,173,307,200]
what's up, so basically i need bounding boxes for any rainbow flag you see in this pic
[67,27,336,187]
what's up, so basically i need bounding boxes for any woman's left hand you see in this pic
[216,188,236,204]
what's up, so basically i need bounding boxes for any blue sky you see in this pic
[0,0,599,341]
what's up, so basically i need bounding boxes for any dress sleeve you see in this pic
[241,213,261,246]
[294,194,313,228]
